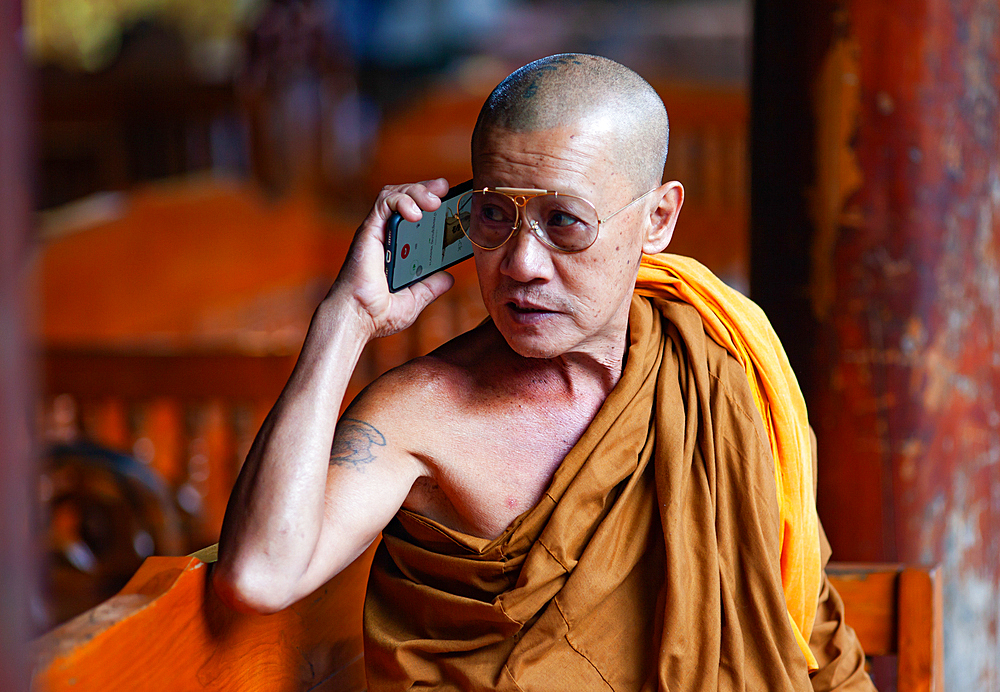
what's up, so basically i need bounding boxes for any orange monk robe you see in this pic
[364,255,873,691]
[635,253,820,668]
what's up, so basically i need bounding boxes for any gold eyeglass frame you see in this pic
[455,186,659,253]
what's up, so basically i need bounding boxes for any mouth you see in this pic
[507,296,557,312]
[509,301,549,313]
[505,300,557,324]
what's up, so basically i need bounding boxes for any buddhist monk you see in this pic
[213,54,875,691]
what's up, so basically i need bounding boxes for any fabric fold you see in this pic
[635,253,821,670]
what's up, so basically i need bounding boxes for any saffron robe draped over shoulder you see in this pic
[364,255,872,691]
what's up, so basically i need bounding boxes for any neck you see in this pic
[483,324,628,404]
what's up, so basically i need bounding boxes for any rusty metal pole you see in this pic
[753,0,1000,689]
[0,0,35,689]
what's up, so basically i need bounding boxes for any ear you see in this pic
[642,181,684,255]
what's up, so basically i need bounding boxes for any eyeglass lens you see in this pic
[456,191,599,252]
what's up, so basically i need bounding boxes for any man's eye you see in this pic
[547,211,582,228]
[480,204,512,224]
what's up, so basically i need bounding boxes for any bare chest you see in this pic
[403,396,601,540]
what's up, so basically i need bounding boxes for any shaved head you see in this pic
[472,54,669,194]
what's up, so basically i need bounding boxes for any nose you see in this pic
[498,218,554,283]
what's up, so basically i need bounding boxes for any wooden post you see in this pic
[753,0,1000,688]
[0,0,36,689]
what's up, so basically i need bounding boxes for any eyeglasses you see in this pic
[454,186,658,253]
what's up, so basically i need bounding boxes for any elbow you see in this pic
[211,560,297,615]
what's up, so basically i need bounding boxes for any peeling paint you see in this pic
[810,0,1000,689]
[943,489,999,691]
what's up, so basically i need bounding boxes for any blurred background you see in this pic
[2,0,999,690]
[26,0,752,630]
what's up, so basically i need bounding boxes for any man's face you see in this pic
[471,122,648,364]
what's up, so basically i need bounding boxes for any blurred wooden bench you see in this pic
[826,563,944,692]
[32,555,942,691]
[32,544,375,692]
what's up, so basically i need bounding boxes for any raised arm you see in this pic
[212,179,452,614]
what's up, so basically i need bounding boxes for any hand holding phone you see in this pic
[384,180,474,292]
[327,179,455,342]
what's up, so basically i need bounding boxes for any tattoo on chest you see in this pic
[330,418,386,469]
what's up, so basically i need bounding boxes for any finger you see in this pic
[406,179,447,212]
[387,193,423,222]
[406,271,455,310]
[398,178,449,215]
[377,181,444,223]
[370,186,419,221]
[420,178,450,198]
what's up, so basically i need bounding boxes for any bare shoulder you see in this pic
[340,322,503,456]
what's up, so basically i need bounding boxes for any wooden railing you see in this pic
[42,350,297,551]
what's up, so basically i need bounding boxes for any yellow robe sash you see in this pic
[636,253,821,671]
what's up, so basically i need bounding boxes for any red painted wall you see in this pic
[754,1,1000,688]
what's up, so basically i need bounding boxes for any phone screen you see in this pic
[385,180,474,292]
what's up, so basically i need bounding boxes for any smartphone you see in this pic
[384,180,474,292]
